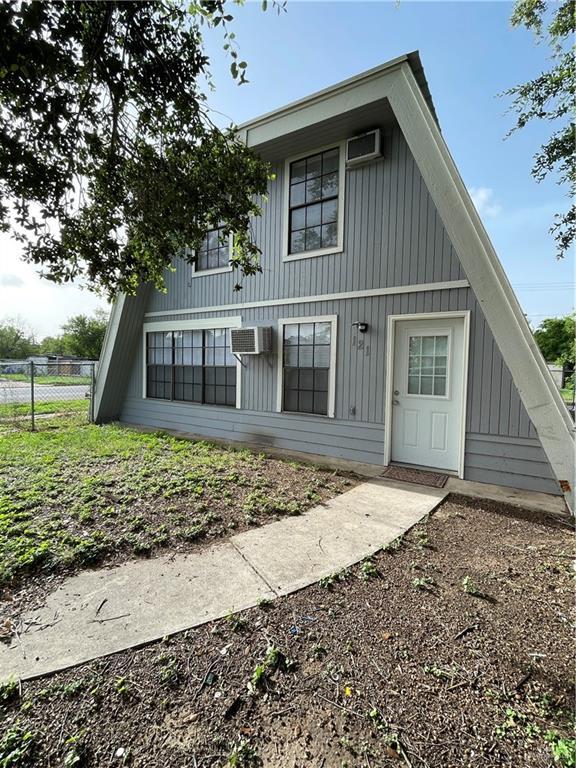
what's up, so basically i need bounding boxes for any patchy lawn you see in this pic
[0,398,88,420]
[0,422,355,588]
[0,496,573,767]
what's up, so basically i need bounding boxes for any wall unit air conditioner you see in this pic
[230,327,272,355]
[346,129,382,166]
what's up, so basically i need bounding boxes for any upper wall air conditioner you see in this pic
[230,327,272,355]
[346,129,382,166]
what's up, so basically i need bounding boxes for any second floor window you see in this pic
[196,226,230,271]
[288,147,339,255]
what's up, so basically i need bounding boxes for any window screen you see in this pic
[288,148,339,255]
[407,335,448,396]
[146,329,236,406]
[282,321,332,415]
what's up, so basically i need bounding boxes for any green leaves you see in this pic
[0,1,271,297]
[506,0,575,258]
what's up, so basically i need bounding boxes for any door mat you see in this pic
[381,465,448,488]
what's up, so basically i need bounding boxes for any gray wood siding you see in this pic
[145,124,463,315]
[111,118,560,495]
[121,288,559,495]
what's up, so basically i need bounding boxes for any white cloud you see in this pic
[0,273,24,287]
[0,234,109,338]
[468,186,502,218]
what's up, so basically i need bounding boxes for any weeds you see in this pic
[461,575,481,595]
[0,677,19,704]
[546,731,576,767]
[0,423,350,586]
[383,535,404,553]
[359,559,378,580]
[412,576,434,590]
[0,725,34,766]
[319,568,349,589]
[227,738,259,766]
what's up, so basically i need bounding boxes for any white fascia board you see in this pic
[239,55,409,135]
[388,63,574,510]
[243,63,401,149]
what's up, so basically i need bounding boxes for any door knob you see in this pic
[393,390,399,395]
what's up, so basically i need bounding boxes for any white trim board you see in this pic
[276,315,338,419]
[386,62,574,509]
[144,279,470,318]
[383,311,470,479]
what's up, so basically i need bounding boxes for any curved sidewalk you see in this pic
[1,479,446,682]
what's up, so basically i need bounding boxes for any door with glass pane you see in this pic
[390,317,465,472]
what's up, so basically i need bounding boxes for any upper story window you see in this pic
[195,226,231,272]
[287,147,342,259]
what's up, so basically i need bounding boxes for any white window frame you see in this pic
[190,231,234,278]
[276,314,338,418]
[142,316,242,409]
[282,142,346,262]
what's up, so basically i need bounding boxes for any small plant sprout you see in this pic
[0,677,19,704]
[424,664,457,681]
[227,738,259,766]
[248,643,293,694]
[383,534,404,553]
[256,596,273,609]
[319,568,350,589]
[225,611,248,633]
[114,676,129,696]
[412,576,434,590]
[416,529,431,549]
[360,559,378,580]
[545,730,576,766]
[462,576,482,596]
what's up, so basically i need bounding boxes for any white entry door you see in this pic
[390,316,466,473]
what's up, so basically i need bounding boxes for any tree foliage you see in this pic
[0,1,275,296]
[0,319,36,359]
[507,0,575,258]
[36,310,109,358]
[534,313,575,367]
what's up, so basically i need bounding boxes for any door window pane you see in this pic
[406,334,449,397]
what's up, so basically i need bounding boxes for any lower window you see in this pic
[146,328,237,406]
[282,320,333,415]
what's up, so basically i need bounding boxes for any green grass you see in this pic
[0,374,91,385]
[0,399,88,420]
[0,422,347,586]
[560,388,574,404]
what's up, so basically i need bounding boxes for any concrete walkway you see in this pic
[1,479,446,682]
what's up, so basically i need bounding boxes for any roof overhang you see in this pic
[237,51,437,161]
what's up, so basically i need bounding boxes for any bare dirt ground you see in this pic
[0,495,574,768]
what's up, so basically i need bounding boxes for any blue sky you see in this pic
[0,0,573,336]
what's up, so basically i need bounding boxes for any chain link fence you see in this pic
[0,360,96,432]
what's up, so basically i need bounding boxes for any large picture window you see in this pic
[281,320,334,416]
[146,328,237,406]
[288,147,340,256]
[196,226,230,272]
